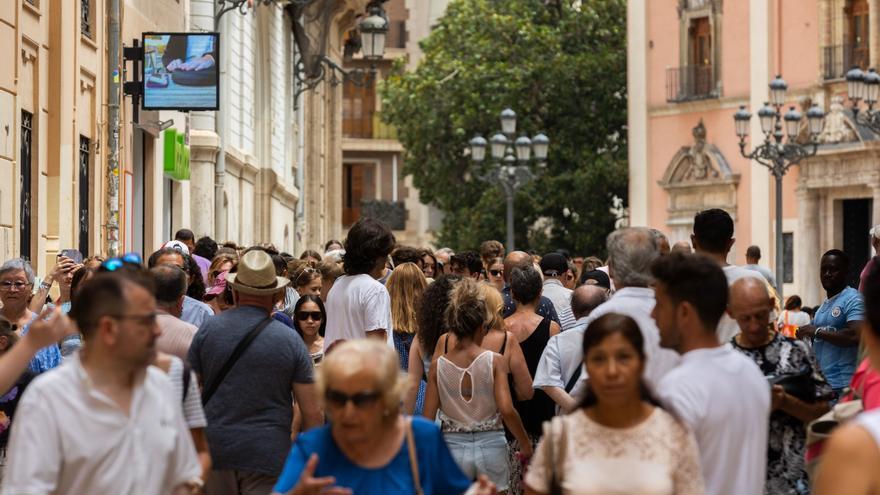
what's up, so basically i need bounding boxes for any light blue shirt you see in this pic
[181,296,213,328]
[813,286,864,390]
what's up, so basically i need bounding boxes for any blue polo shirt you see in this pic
[813,286,864,390]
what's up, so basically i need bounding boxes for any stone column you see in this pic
[189,130,220,238]
[871,180,880,228]
[796,185,821,305]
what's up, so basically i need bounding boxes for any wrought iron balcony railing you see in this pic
[666,65,716,103]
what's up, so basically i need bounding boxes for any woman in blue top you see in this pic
[272,339,497,495]
[0,259,61,373]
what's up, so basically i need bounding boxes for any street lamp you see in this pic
[468,109,549,251]
[845,66,880,133]
[732,75,826,297]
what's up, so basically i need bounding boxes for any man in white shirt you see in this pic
[538,252,577,330]
[691,208,766,343]
[651,252,770,495]
[533,284,607,411]
[4,273,201,495]
[535,227,680,411]
[324,217,396,351]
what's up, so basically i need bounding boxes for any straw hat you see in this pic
[226,250,289,295]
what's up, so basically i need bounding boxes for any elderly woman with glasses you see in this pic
[272,339,497,495]
[0,259,62,373]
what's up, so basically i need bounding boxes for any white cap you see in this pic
[163,240,190,255]
[871,225,880,239]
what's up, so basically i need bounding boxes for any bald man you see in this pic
[728,277,830,492]
[533,285,609,412]
[501,251,560,325]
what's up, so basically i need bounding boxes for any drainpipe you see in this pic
[214,10,227,242]
[106,0,121,257]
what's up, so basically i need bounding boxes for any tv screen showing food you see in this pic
[143,32,220,111]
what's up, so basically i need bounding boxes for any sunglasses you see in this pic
[296,311,323,322]
[325,389,382,409]
[100,253,144,272]
[489,269,503,277]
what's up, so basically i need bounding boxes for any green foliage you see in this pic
[381,0,627,257]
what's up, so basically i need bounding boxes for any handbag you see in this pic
[768,366,818,403]
[541,417,566,495]
[201,316,272,406]
[405,417,425,495]
[805,385,864,478]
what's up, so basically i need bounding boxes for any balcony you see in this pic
[666,65,716,103]
[343,111,398,140]
[822,44,868,80]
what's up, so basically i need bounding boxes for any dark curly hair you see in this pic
[185,254,206,301]
[343,218,396,276]
[417,274,461,356]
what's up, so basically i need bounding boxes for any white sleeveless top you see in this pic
[437,350,502,432]
[857,409,880,447]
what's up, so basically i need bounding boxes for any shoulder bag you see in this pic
[805,385,864,478]
[201,316,272,406]
[405,417,425,495]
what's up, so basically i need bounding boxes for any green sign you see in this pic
[163,128,190,181]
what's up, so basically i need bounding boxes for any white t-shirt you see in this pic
[324,274,393,351]
[656,346,770,495]
[717,265,766,343]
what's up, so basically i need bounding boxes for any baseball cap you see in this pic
[539,252,569,277]
[163,240,190,256]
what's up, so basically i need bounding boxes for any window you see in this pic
[81,0,93,39]
[783,233,794,284]
[79,136,91,256]
[822,0,870,79]
[343,80,375,139]
[848,0,869,69]
[20,111,33,262]
[669,3,720,102]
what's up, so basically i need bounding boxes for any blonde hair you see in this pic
[318,340,408,418]
[445,278,488,340]
[208,254,238,285]
[386,262,427,334]
[480,284,505,331]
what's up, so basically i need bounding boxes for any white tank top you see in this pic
[857,409,880,447]
[437,350,502,432]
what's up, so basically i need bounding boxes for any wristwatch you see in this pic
[39,281,52,291]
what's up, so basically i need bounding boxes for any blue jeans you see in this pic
[444,430,510,490]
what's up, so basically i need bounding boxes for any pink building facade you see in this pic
[628,0,880,305]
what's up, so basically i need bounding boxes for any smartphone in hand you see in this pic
[59,249,84,265]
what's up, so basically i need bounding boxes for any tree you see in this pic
[381,0,627,257]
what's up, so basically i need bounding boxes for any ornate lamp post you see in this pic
[732,75,826,296]
[844,66,880,133]
[468,109,549,251]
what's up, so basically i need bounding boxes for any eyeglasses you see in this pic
[296,311,323,322]
[0,281,31,291]
[100,253,144,272]
[325,389,382,409]
[489,269,503,277]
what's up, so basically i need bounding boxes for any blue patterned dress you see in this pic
[393,331,426,414]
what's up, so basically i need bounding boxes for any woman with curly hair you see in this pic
[403,274,461,415]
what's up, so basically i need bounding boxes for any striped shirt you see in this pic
[168,355,207,429]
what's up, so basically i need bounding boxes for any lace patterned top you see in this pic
[525,408,704,495]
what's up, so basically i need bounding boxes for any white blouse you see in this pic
[525,408,704,495]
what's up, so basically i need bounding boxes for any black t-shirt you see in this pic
[0,371,35,448]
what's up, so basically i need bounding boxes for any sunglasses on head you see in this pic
[296,311,323,322]
[100,253,143,272]
[325,389,381,408]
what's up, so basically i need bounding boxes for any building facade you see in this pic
[628,0,880,304]
[0,0,111,275]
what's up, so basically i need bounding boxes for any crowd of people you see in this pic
[0,209,879,494]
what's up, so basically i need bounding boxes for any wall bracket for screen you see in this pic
[123,39,145,125]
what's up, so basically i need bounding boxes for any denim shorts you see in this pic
[444,430,510,490]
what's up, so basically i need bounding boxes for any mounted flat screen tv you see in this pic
[143,32,220,111]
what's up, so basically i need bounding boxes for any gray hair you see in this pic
[0,258,35,285]
[606,227,659,288]
[649,228,668,245]
[435,247,455,257]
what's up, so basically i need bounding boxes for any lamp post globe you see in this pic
[359,6,389,61]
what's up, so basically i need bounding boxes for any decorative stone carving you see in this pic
[660,120,730,184]
[659,120,739,242]
[818,96,859,144]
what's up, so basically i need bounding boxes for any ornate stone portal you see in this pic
[658,120,740,241]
